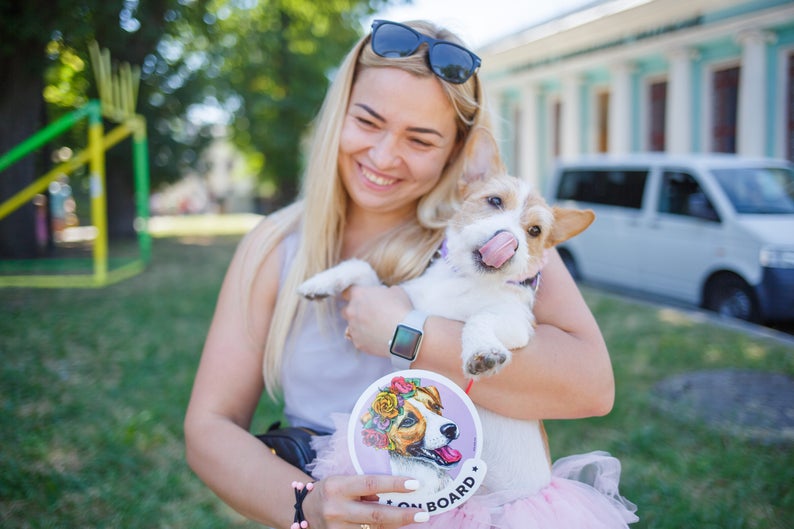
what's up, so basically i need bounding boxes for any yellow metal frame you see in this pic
[0,43,150,288]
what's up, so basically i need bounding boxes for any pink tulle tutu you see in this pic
[309,414,638,529]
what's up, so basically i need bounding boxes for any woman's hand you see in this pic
[303,475,428,529]
[341,284,412,357]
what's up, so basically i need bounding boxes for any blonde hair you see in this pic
[249,20,490,397]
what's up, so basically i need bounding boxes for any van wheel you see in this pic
[704,274,759,322]
[559,249,581,280]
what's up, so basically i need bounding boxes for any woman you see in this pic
[185,19,627,529]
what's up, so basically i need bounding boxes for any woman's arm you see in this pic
[342,249,614,421]
[184,229,427,529]
[184,230,306,527]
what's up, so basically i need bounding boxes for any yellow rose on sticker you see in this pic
[371,390,400,419]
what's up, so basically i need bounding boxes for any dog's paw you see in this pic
[297,287,330,300]
[464,348,511,377]
[297,274,342,300]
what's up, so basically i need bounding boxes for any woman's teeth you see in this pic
[363,168,397,186]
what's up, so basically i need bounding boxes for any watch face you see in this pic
[390,324,421,360]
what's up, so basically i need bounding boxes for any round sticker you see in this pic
[348,369,486,515]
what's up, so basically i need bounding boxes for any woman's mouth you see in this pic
[362,166,398,187]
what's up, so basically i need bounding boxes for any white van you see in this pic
[546,153,794,322]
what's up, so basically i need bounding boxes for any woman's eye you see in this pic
[356,116,376,127]
[487,196,503,208]
[528,226,542,237]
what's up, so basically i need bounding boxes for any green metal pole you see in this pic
[0,101,99,173]
[132,117,151,264]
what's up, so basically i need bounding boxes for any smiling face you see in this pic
[338,67,459,224]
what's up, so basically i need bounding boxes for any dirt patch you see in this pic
[653,369,794,444]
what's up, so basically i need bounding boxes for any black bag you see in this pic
[255,422,328,476]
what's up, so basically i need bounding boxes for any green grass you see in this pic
[1,235,792,528]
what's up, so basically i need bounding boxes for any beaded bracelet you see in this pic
[290,481,314,529]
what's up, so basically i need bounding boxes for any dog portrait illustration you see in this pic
[359,376,462,493]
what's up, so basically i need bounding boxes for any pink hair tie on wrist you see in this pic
[290,481,315,529]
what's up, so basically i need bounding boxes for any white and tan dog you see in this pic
[299,128,594,495]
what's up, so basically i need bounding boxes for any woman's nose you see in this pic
[369,133,400,169]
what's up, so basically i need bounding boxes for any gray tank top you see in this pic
[278,232,392,432]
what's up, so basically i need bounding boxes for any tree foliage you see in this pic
[0,0,400,255]
[196,0,386,204]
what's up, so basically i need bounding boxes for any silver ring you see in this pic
[360,524,371,529]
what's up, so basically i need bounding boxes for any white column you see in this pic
[518,83,540,186]
[666,48,695,154]
[560,74,581,160]
[608,62,633,155]
[737,30,774,156]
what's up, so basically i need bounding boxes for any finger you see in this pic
[349,504,430,528]
[353,475,421,497]
[320,476,428,527]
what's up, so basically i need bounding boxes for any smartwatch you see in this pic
[389,310,428,370]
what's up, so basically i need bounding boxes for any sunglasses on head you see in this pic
[370,20,481,84]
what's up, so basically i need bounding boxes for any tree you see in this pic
[0,1,79,257]
[1,0,400,256]
[156,0,396,210]
[0,0,180,255]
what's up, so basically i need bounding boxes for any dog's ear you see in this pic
[547,207,595,247]
[461,127,505,192]
[416,385,442,408]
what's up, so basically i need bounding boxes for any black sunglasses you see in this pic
[370,20,481,84]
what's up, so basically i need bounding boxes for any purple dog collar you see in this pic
[435,238,541,293]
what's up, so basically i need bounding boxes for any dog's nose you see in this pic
[441,423,459,441]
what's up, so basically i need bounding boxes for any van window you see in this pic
[711,167,794,214]
[658,171,720,221]
[556,169,648,209]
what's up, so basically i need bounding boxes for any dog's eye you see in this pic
[486,196,503,208]
[398,414,418,428]
[528,226,542,237]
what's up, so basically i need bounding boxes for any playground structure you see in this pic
[0,43,151,288]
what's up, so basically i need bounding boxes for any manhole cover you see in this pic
[653,369,794,443]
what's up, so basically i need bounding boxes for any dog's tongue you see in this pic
[478,232,518,269]
[435,445,462,464]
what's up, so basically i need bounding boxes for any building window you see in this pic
[648,80,667,151]
[553,100,562,158]
[513,105,522,176]
[712,66,740,153]
[597,91,610,153]
[785,52,794,162]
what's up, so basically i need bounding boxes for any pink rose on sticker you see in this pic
[390,376,415,395]
[362,428,390,449]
